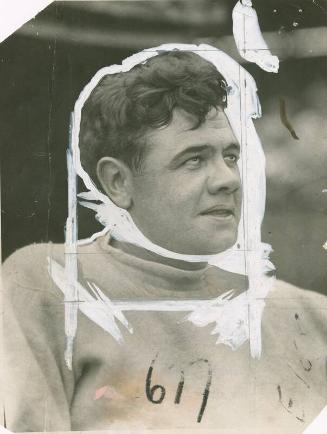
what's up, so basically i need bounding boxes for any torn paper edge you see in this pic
[0,0,53,43]
[1,2,326,434]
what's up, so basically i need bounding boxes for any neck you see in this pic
[110,238,208,271]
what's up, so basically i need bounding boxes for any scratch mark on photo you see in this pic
[279,98,299,140]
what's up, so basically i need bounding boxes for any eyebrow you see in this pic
[168,142,240,168]
[225,142,240,153]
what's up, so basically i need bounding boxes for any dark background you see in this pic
[1,0,327,293]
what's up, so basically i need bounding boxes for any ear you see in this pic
[96,157,134,209]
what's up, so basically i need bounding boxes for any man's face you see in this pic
[129,107,242,255]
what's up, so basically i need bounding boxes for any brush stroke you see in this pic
[232,0,279,72]
[63,117,79,370]
[197,363,212,423]
[48,258,133,343]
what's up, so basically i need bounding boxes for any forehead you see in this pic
[147,107,235,148]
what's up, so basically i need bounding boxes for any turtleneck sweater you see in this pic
[2,236,327,432]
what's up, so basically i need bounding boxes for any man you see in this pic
[2,50,327,432]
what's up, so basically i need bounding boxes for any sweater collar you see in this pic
[95,235,244,299]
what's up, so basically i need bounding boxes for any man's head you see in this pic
[79,51,242,255]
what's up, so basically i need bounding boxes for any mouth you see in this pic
[200,206,235,219]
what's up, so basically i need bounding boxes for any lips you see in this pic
[200,206,235,217]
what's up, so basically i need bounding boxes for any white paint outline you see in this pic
[232,0,279,72]
[47,43,276,370]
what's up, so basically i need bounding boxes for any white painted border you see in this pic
[48,43,276,369]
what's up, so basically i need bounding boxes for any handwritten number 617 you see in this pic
[145,356,212,423]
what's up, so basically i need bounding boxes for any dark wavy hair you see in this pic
[79,50,228,184]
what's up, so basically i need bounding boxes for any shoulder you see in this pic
[267,278,327,311]
[3,243,60,285]
[2,244,65,308]
[263,279,327,350]
[2,240,101,297]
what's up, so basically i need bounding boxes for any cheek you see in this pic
[134,172,205,218]
[234,190,243,222]
[163,176,205,212]
[133,178,175,218]
[236,188,242,206]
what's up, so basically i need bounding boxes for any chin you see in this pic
[194,233,238,255]
[186,220,239,254]
[202,233,237,255]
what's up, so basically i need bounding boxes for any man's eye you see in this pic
[184,156,202,167]
[224,154,239,163]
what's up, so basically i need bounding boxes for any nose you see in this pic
[206,157,241,195]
